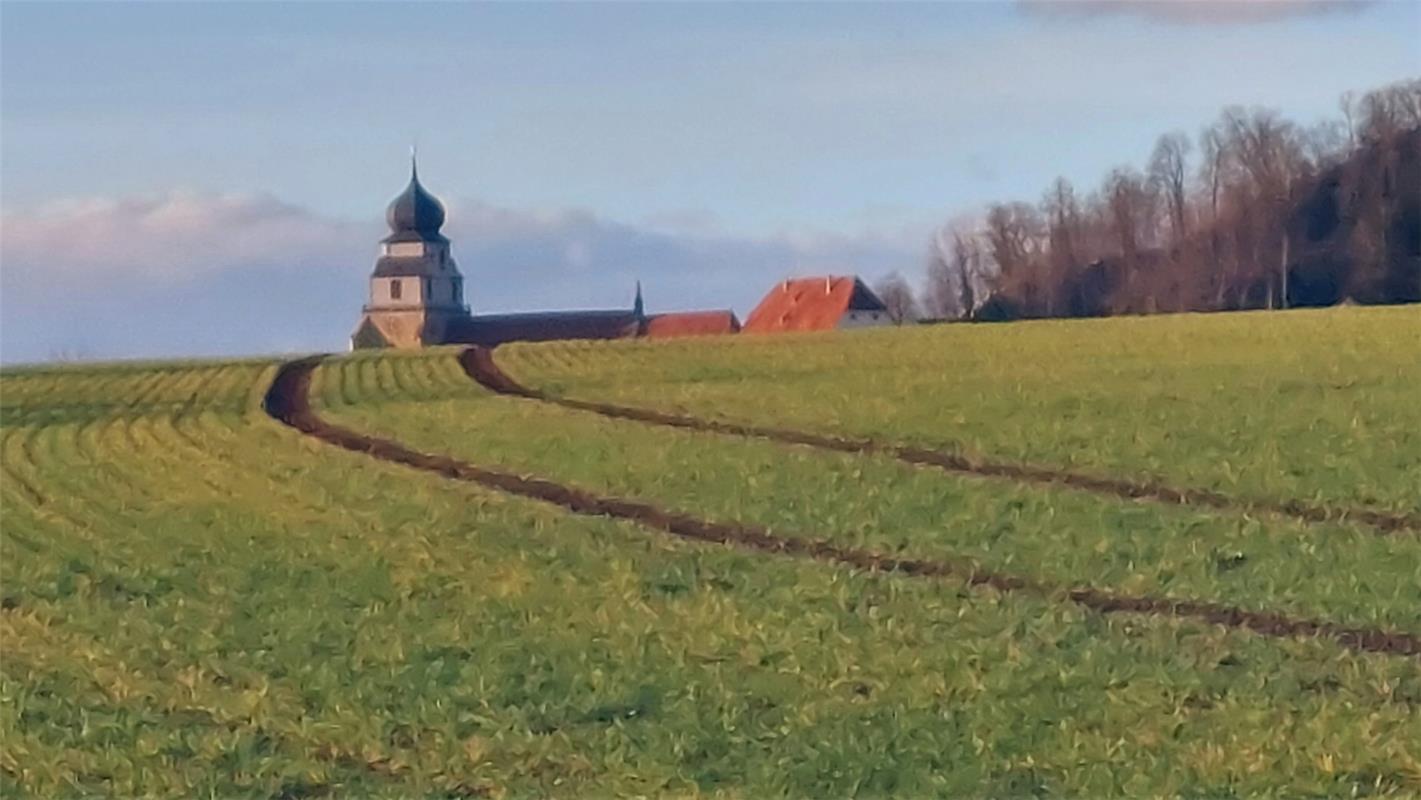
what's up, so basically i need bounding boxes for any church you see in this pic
[351,159,741,349]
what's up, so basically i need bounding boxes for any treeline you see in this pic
[879,78,1421,322]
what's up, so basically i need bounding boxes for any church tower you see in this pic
[351,156,471,349]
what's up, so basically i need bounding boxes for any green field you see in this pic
[498,307,1421,515]
[3,307,1420,797]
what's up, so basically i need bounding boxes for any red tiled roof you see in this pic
[644,310,741,338]
[742,275,886,333]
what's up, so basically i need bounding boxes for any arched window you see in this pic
[390,279,402,300]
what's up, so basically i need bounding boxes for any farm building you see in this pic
[742,276,893,333]
[352,160,737,349]
[644,310,741,338]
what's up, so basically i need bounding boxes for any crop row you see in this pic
[4,358,1419,794]
[300,355,1421,794]
[305,347,475,413]
[0,360,273,427]
[470,347,1419,534]
[498,306,1421,514]
[317,351,1421,636]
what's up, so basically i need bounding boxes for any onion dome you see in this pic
[383,156,447,243]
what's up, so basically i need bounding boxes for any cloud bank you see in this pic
[1,192,925,363]
[1018,0,1373,25]
[2,193,367,283]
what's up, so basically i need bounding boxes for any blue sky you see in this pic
[2,1,1417,363]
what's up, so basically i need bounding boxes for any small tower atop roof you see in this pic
[383,151,448,244]
[633,280,645,319]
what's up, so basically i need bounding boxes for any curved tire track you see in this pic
[265,355,1419,659]
[462,347,1419,536]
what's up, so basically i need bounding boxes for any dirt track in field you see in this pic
[265,355,1420,659]
[461,347,1419,536]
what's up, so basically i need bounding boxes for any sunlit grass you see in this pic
[501,306,1421,514]
[3,309,1420,796]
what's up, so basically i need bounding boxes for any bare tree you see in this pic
[1148,132,1191,247]
[1302,120,1347,168]
[1359,78,1421,143]
[1339,89,1360,150]
[1102,166,1166,312]
[927,222,995,319]
[1040,177,1091,315]
[984,202,1056,315]
[1217,106,1306,308]
[874,272,920,324]
[1198,121,1240,305]
[1199,124,1228,230]
[927,229,962,319]
[984,202,1044,275]
[1044,178,1084,257]
[1392,78,1421,127]
[953,232,987,317]
[925,233,957,319]
[1341,79,1421,302]
[1075,188,1116,266]
[1104,167,1158,263]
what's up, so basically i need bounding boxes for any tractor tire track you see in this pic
[266,355,1420,659]
[461,347,1419,535]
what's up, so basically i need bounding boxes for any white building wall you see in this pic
[836,310,892,329]
[370,276,427,307]
[384,242,425,257]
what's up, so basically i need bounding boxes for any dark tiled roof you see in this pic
[644,310,741,338]
[443,310,639,346]
[743,275,887,333]
[846,278,889,311]
[383,160,447,244]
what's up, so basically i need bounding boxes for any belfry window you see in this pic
[390,279,402,300]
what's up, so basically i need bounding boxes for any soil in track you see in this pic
[461,347,1420,536]
[265,355,1420,659]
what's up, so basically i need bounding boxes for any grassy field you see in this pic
[3,307,1421,796]
[499,306,1421,515]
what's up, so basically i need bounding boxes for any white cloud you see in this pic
[1,191,365,283]
[1017,0,1373,25]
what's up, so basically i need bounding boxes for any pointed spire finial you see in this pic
[633,280,645,318]
[410,144,419,182]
